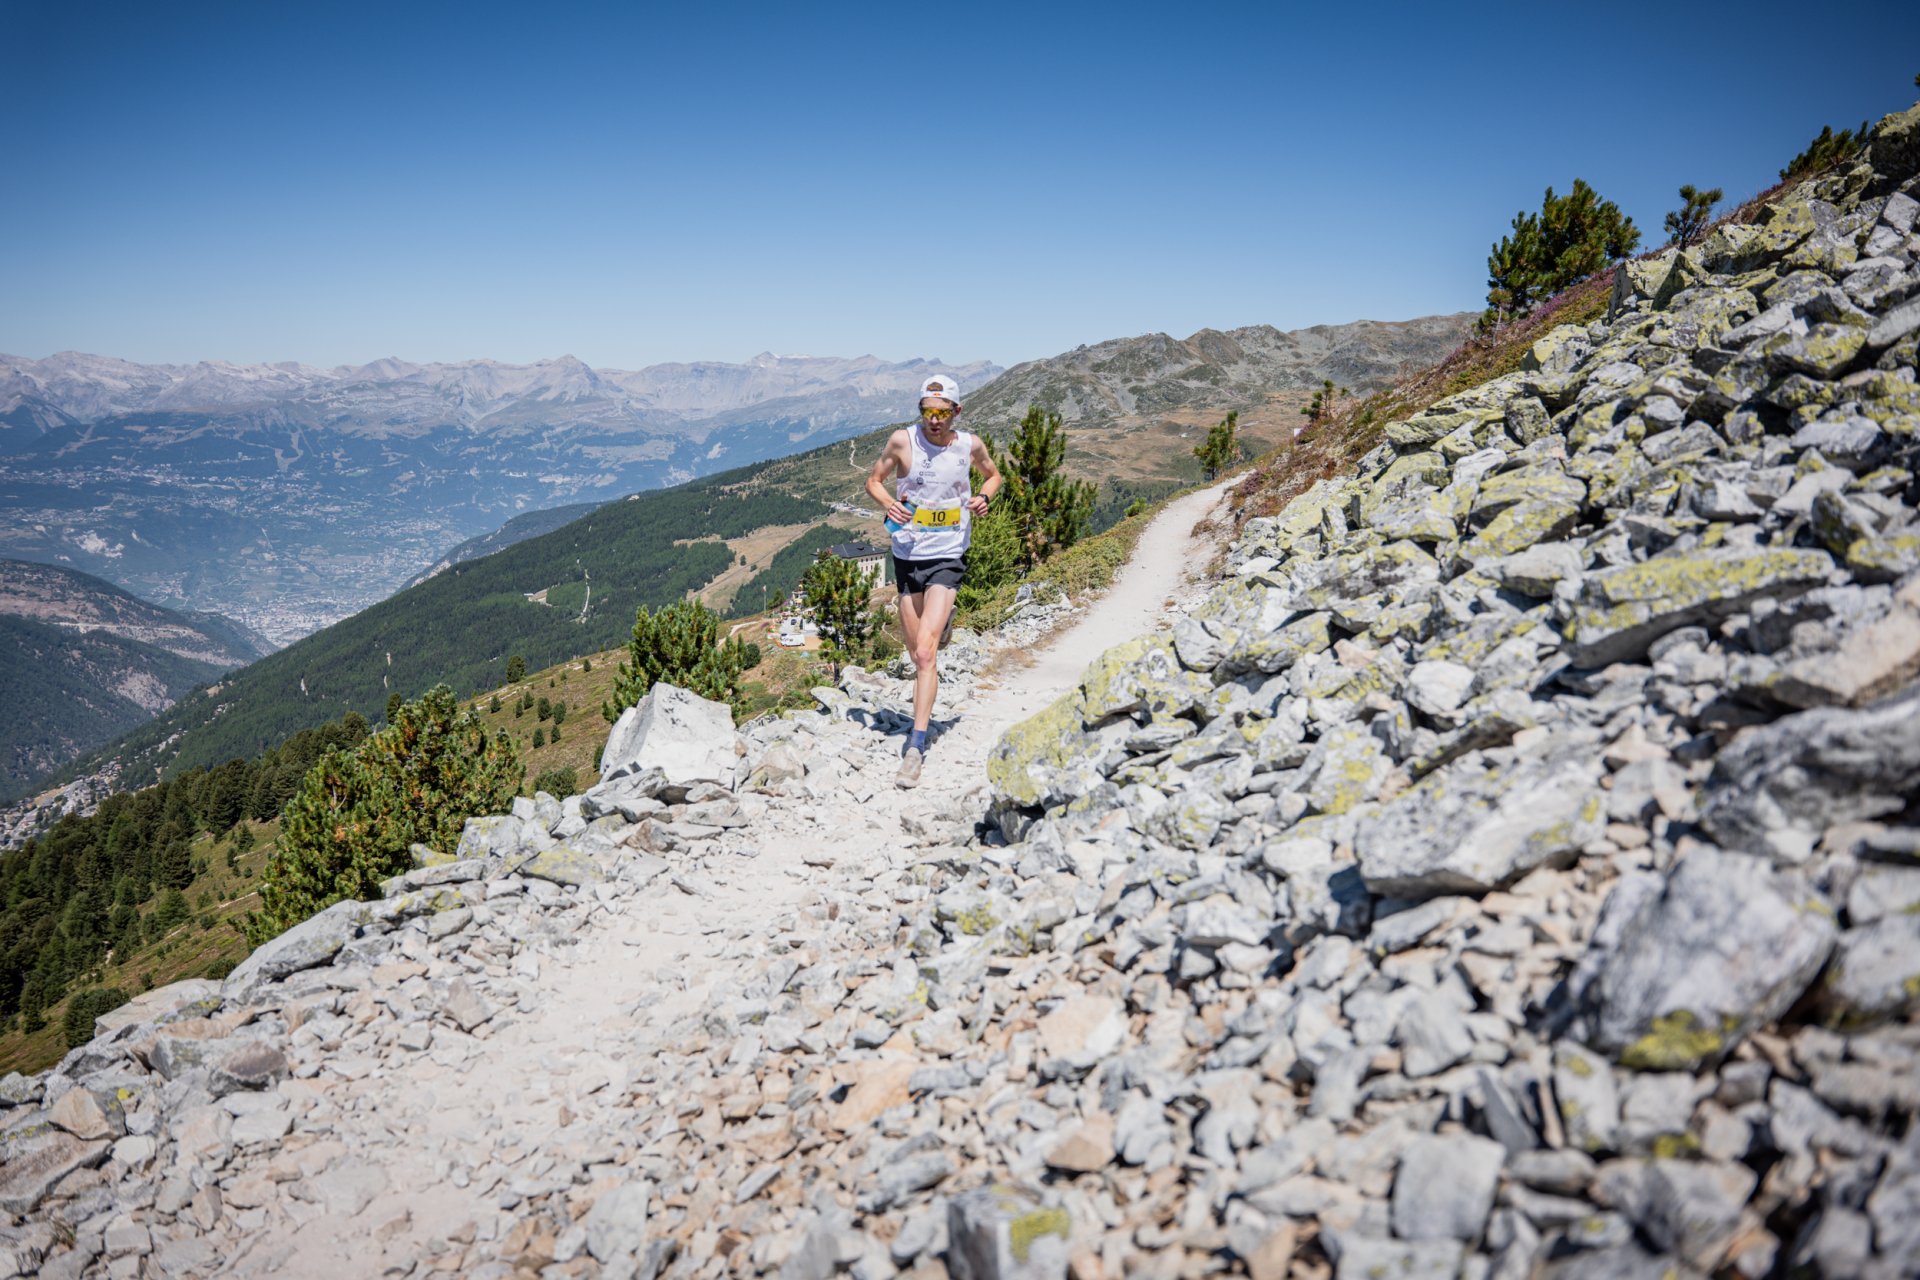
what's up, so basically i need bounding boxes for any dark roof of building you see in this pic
[828,542,888,559]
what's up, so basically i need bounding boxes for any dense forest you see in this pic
[1,616,227,800]
[0,710,370,1042]
[49,468,827,788]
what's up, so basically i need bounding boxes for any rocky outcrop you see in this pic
[976,102,1920,1278]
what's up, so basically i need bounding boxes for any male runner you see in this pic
[866,374,1001,788]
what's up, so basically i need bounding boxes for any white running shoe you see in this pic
[896,747,924,789]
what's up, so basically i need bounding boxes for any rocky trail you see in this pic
[0,485,1237,1280]
[11,99,1920,1280]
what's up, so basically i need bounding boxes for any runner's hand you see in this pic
[966,495,989,517]
[885,501,911,524]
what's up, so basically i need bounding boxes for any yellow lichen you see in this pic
[1621,1010,1723,1070]
[1008,1207,1072,1262]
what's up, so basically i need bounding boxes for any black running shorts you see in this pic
[893,555,967,595]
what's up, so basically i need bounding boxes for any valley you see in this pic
[0,352,1000,643]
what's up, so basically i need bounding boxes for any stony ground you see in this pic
[0,485,1234,1279]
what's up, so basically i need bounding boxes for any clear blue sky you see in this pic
[5,0,1915,371]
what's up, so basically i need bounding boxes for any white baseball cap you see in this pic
[918,374,962,407]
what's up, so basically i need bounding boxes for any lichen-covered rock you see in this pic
[1591,846,1836,1069]
[514,843,610,888]
[221,897,379,1002]
[1561,547,1835,666]
[946,1184,1072,1280]
[1354,751,1604,898]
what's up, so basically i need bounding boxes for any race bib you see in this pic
[911,504,965,528]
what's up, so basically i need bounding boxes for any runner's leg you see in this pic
[909,584,955,733]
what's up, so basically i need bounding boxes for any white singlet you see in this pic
[891,426,973,561]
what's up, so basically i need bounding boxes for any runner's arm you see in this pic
[967,435,1003,516]
[868,431,911,524]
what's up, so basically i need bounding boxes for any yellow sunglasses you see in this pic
[920,406,957,423]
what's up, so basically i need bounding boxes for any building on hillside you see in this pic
[827,542,890,586]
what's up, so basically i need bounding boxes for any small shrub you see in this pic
[532,766,580,797]
[1483,179,1639,326]
[602,599,751,719]
[250,685,521,941]
[1781,121,1869,180]
[1193,410,1240,479]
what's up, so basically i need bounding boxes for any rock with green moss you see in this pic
[1301,723,1394,816]
[1846,532,1920,581]
[1300,541,1440,627]
[1228,610,1333,676]
[1364,490,1458,543]
[986,690,1107,815]
[1354,750,1603,898]
[1523,324,1594,375]
[947,1184,1071,1280]
[1592,846,1835,1069]
[1553,1042,1621,1153]
[1471,469,1587,521]
[1463,499,1583,560]
[1561,547,1835,666]
[513,843,609,889]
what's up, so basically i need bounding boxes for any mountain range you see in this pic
[961,315,1476,487]
[0,350,1000,644]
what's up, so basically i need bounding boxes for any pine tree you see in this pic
[505,654,527,683]
[1194,410,1241,479]
[537,696,552,721]
[990,407,1097,571]
[385,691,403,724]
[802,551,882,679]
[1484,180,1640,326]
[1663,184,1723,249]
[1780,122,1870,181]
[156,836,194,891]
[551,701,567,726]
[489,694,501,713]
[601,599,750,720]
[533,726,546,749]
[957,503,1022,612]
[251,686,521,940]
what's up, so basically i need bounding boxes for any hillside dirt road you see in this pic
[221,480,1235,1277]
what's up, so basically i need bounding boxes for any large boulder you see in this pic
[222,897,380,1002]
[1698,680,1920,864]
[90,978,219,1041]
[599,683,737,794]
[1590,846,1836,1069]
[1354,751,1605,898]
[1560,547,1835,667]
